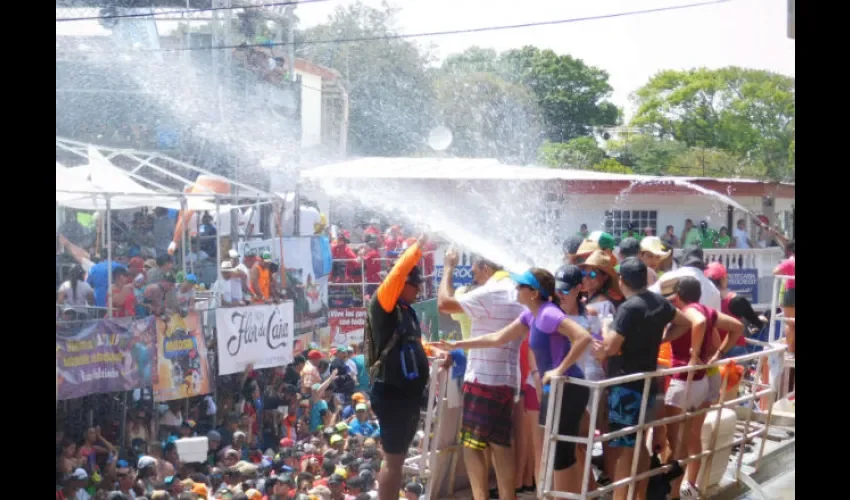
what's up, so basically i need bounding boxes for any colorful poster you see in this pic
[154,311,213,402]
[328,308,367,347]
[412,298,440,341]
[239,236,330,336]
[56,317,158,401]
[216,302,296,376]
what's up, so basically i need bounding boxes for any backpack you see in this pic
[364,305,404,381]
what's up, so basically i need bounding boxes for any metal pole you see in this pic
[119,391,129,457]
[106,196,113,318]
[626,377,653,500]
[215,198,222,283]
[580,385,602,499]
[181,197,188,278]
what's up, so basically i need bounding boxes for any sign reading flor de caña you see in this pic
[216,302,295,375]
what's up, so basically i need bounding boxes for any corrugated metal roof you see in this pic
[300,157,792,185]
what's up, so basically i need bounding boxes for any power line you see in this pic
[145,0,731,53]
[56,0,334,23]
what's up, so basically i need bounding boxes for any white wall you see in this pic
[557,192,774,235]
[297,71,323,149]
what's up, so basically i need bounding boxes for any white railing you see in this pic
[538,343,788,500]
[672,247,783,274]
[404,359,449,489]
[767,274,795,403]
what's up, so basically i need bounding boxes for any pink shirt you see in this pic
[776,256,795,289]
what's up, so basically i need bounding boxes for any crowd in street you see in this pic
[56,215,795,500]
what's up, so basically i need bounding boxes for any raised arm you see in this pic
[376,237,425,313]
[437,248,464,314]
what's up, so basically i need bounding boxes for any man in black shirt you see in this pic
[597,258,691,500]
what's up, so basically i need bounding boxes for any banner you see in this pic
[56,317,158,401]
[412,299,440,342]
[216,302,296,376]
[154,312,213,402]
[329,308,367,347]
[727,269,759,303]
[433,265,475,289]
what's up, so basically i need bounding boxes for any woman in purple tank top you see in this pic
[437,267,593,494]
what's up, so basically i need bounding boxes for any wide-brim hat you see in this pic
[578,250,621,296]
[640,236,672,258]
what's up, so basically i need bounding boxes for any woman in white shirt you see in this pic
[57,265,94,309]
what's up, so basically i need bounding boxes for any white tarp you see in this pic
[56,150,219,212]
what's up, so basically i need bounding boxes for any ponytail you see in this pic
[69,265,84,302]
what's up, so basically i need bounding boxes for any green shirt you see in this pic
[716,235,731,248]
[620,231,643,243]
[700,229,719,249]
[683,228,702,247]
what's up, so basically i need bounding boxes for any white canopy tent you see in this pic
[56,137,287,318]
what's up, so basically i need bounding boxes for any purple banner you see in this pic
[56,317,159,400]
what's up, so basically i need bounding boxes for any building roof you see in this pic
[300,157,795,198]
[301,157,790,184]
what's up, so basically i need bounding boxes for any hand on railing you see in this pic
[541,367,564,385]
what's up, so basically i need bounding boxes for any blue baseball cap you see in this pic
[510,269,547,299]
[185,273,198,284]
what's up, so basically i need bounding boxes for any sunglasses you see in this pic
[581,270,599,279]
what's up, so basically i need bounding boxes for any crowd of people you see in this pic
[56,215,795,500]
[575,216,787,250]
[427,229,795,500]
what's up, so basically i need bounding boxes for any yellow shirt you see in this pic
[450,285,474,341]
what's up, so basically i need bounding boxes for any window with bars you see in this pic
[604,210,658,242]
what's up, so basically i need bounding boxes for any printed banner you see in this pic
[216,302,296,376]
[154,312,213,402]
[727,269,759,303]
[56,317,158,401]
[412,298,440,342]
[433,265,475,289]
[329,308,367,347]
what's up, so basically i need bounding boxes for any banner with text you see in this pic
[329,308,367,347]
[216,302,296,375]
[433,265,475,289]
[56,317,158,401]
[727,269,759,303]
[154,311,213,402]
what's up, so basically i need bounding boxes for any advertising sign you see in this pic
[727,269,759,304]
[215,302,296,376]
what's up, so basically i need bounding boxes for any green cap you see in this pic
[577,231,615,256]
[262,251,273,262]
[355,403,368,411]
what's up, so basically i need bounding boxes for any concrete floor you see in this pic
[738,469,795,500]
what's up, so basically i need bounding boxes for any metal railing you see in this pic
[538,343,788,499]
[328,251,437,307]
[766,274,795,403]
[404,359,449,485]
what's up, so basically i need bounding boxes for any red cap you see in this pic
[704,262,728,281]
[307,350,323,361]
[280,438,295,448]
[129,257,145,270]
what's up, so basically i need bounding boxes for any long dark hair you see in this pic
[68,264,84,302]
[529,268,587,317]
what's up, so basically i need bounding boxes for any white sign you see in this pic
[216,302,295,375]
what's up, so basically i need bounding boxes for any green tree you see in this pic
[631,67,795,180]
[441,46,501,74]
[606,134,687,175]
[591,158,633,174]
[296,1,435,156]
[435,72,543,162]
[538,137,605,169]
[500,46,619,142]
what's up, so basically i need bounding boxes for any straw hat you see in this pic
[658,275,681,297]
[578,250,621,296]
[576,231,616,258]
[639,236,672,258]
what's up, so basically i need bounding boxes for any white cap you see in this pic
[71,468,89,480]
[228,249,240,259]
[221,261,235,272]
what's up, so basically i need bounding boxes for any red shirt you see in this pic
[776,256,795,289]
[519,338,531,386]
[384,234,404,252]
[362,249,382,286]
[671,303,717,380]
[331,243,359,282]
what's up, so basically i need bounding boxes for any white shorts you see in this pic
[706,372,722,403]
[665,377,709,410]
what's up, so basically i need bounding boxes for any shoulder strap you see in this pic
[367,306,405,379]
